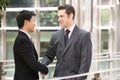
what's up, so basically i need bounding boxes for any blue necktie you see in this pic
[65,29,70,46]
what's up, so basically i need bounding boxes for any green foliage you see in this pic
[40,0,59,7]
[101,9,110,26]
[0,0,11,27]
[40,11,58,26]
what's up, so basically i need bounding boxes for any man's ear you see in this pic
[24,20,28,24]
[24,20,29,26]
[69,13,73,20]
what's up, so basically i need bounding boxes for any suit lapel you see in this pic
[61,26,79,57]
[19,31,38,59]
[59,28,66,48]
[19,31,34,45]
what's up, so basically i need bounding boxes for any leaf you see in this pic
[0,0,11,27]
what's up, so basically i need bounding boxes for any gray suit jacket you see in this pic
[42,25,92,80]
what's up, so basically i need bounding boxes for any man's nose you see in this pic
[58,17,61,22]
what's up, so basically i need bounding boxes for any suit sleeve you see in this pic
[77,32,92,80]
[42,33,57,65]
[19,38,48,74]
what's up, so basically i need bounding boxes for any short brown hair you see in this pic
[58,4,75,19]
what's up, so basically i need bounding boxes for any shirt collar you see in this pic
[20,29,31,39]
[65,24,75,32]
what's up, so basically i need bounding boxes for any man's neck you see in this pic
[20,29,31,39]
[66,21,74,29]
[21,27,30,34]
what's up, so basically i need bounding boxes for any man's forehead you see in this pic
[58,9,66,12]
[58,9,66,15]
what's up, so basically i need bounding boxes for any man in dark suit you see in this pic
[13,10,48,80]
[42,4,92,80]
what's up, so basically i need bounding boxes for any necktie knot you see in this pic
[65,29,70,46]
[65,29,70,35]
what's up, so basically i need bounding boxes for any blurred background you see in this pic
[0,0,120,80]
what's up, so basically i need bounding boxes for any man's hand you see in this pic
[40,65,48,79]
[40,72,46,79]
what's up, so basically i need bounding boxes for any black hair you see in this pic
[16,10,36,29]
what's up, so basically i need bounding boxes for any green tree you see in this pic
[0,0,11,27]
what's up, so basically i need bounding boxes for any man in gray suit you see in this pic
[42,4,92,80]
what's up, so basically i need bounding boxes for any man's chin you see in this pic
[60,25,64,28]
[30,30,34,32]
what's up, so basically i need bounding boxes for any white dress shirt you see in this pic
[65,24,75,39]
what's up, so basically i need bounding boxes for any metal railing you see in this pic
[46,68,120,80]
[0,52,120,80]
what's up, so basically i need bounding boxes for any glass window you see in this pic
[8,0,34,7]
[0,31,1,60]
[40,0,60,7]
[98,0,115,5]
[101,0,109,5]
[100,9,110,26]
[40,31,54,57]
[113,58,120,68]
[98,0,109,5]
[98,61,110,79]
[6,31,18,78]
[6,31,17,60]
[60,0,66,5]
[6,12,18,27]
[101,30,109,53]
[40,11,58,27]
[40,30,56,78]
[98,60,110,70]
[98,30,109,74]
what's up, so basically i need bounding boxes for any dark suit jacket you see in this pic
[42,25,92,80]
[13,31,48,80]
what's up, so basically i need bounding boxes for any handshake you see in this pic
[40,72,46,79]
[40,64,48,79]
